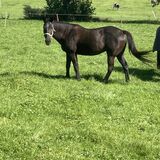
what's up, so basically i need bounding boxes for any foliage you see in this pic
[23,5,45,19]
[45,0,95,20]
[23,0,95,20]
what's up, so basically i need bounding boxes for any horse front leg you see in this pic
[70,53,80,80]
[66,53,71,78]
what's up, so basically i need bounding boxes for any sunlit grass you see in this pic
[0,19,160,159]
[0,0,160,159]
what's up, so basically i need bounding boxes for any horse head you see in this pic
[43,18,56,46]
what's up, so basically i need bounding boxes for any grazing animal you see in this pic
[113,2,120,9]
[43,19,151,83]
[151,0,159,7]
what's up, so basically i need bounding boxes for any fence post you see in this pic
[56,14,59,22]
[4,12,7,27]
[152,10,157,20]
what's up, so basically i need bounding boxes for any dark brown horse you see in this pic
[43,19,151,83]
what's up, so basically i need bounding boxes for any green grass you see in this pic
[0,19,160,160]
[0,0,160,21]
[0,0,46,19]
[92,0,160,21]
[0,0,160,159]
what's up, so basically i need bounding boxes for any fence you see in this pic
[0,0,160,23]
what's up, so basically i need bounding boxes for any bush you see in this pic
[24,1,95,21]
[45,0,95,21]
[24,5,45,20]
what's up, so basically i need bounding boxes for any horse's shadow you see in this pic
[20,71,103,82]
[114,67,160,82]
[20,68,160,83]
[20,71,66,80]
[0,68,160,83]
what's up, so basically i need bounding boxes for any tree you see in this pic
[45,0,95,20]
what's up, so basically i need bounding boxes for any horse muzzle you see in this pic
[44,32,53,46]
[45,40,51,46]
[45,38,51,46]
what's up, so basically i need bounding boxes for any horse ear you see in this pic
[56,14,59,22]
[42,15,55,23]
[42,14,52,23]
[49,17,54,22]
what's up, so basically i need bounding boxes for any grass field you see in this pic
[0,0,160,159]
[0,0,160,21]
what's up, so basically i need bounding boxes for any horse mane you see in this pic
[53,21,80,27]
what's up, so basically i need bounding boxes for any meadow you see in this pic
[0,0,160,159]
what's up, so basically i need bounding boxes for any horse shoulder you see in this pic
[61,26,80,53]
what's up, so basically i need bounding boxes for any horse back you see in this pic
[75,26,126,55]
[58,23,126,55]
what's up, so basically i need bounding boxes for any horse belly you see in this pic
[77,42,105,55]
[77,46,105,55]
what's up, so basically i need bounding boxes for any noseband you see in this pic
[44,32,53,38]
[44,27,56,38]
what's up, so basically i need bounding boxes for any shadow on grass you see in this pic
[81,74,103,82]
[91,18,160,24]
[20,71,66,79]
[115,67,160,82]
[0,72,12,77]
[20,71,103,82]
[20,69,160,83]
[0,69,159,83]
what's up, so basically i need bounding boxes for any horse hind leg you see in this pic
[117,54,130,82]
[104,45,128,83]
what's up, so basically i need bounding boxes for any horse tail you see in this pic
[123,30,152,63]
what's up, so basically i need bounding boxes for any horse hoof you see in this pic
[125,79,130,82]
[65,75,70,78]
[103,79,108,84]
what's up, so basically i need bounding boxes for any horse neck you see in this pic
[53,22,70,42]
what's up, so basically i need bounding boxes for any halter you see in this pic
[44,28,56,38]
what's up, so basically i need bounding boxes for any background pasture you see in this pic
[0,0,160,159]
[0,0,160,20]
